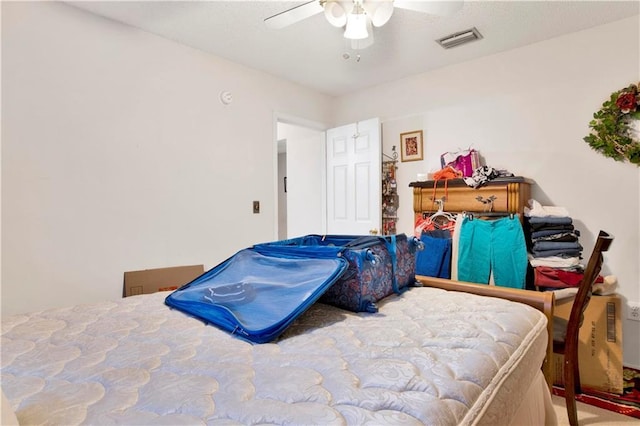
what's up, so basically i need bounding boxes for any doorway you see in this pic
[274,115,382,240]
[276,117,326,240]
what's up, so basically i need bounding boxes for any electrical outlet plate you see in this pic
[628,302,640,322]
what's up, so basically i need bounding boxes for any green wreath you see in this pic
[584,82,640,165]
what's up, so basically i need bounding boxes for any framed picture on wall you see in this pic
[400,130,423,162]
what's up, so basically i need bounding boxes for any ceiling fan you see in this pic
[264,0,464,49]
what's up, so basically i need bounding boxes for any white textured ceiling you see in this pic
[68,1,639,97]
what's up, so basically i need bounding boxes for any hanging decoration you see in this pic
[584,82,640,165]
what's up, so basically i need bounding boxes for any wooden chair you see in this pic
[553,230,614,426]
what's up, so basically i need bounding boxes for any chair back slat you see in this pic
[558,230,613,426]
[565,231,614,353]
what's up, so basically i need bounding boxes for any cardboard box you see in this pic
[123,264,204,297]
[553,294,623,394]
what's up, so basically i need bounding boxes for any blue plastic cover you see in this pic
[165,248,348,343]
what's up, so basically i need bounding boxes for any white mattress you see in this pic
[1,287,548,425]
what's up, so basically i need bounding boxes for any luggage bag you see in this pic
[253,234,423,313]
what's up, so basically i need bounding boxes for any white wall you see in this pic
[334,16,640,369]
[1,2,333,315]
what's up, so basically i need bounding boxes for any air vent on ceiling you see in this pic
[437,27,483,49]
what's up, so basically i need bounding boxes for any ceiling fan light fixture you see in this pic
[351,18,374,50]
[323,1,347,27]
[362,0,394,27]
[344,10,369,39]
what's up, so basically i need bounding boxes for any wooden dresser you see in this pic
[410,176,533,221]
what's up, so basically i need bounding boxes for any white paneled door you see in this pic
[326,118,381,235]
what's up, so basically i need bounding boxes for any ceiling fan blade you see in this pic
[393,0,464,16]
[264,1,324,29]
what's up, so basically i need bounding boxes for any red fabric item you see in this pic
[555,269,584,286]
[534,266,604,288]
[534,266,573,288]
[556,270,604,284]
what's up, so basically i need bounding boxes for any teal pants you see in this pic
[458,216,527,288]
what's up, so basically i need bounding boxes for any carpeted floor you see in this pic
[552,395,640,425]
[552,366,640,424]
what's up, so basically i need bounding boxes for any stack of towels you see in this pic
[524,200,587,290]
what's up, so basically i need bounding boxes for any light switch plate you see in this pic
[253,201,260,214]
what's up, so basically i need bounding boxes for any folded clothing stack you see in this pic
[524,200,586,290]
[529,217,582,258]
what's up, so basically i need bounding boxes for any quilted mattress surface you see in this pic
[1,287,547,425]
